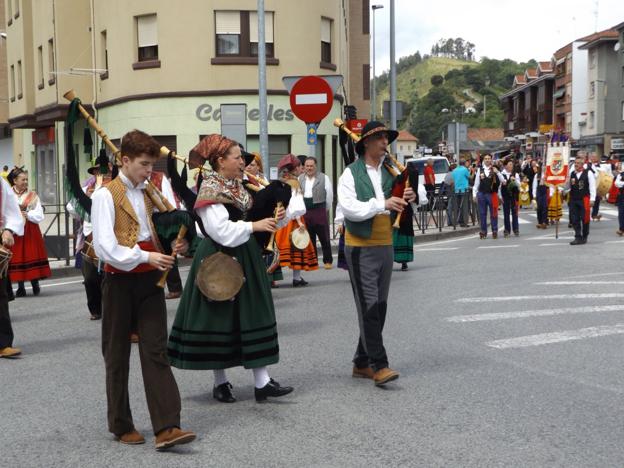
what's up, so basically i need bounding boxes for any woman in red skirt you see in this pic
[274,154,318,287]
[8,168,51,296]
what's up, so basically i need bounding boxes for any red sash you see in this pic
[104,241,158,273]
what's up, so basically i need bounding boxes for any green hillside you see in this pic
[375,57,477,112]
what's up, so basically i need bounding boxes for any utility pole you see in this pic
[389,0,397,153]
[371,4,384,120]
[257,0,269,173]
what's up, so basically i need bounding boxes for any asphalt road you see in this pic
[2,205,624,467]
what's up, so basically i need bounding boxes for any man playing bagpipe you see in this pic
[90,130,196,449]
[472,154,505,239]
[337,121,416,387]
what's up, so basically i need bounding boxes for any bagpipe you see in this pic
[164,148,292,273]
[333,118,418,230]
[63,90,195,288]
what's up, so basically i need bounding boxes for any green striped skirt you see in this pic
[392,231,414,263]
[168,236,279,370]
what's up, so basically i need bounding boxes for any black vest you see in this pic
[570,170,590,200]
[478,167,499,194]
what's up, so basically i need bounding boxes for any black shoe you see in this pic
[401,263,408,271]
[292,278,308,287]
[213,382,236,403]
[513,231,519,237]
[503,231,510,238]
[568,223,573,228]
[31,280,40,296]
[570,238,583,245]
[255,379,293,402]
[15,287,26,298]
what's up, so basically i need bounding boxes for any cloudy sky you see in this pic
[371,0,624,74]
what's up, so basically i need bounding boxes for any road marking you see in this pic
[526,231,574,240]
[566,271,624,279]
[538,243,567,246]
[477,245,519,249]
[24,279,84,290]
[536,281,624,285]
[414,247,459,252]
[457,293,624,303]
[446,305,624,322]
[605,240,624,244]
[487,324,624,349]
[413,235,476,247]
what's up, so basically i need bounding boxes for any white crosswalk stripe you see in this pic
[486,324,624,349]
[446,305,624,323]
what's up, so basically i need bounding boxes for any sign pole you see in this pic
[257,0,269,174]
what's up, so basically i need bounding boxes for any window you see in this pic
[590,81,595,99]
[589,50,596,68]
[321,17,332,64]
[48,38,55,84]
[37,46,44,89]
[100,30,108,78]
[137,14,158,62]
[215,11,241,55]
[249,11,274,57]
[7,0,12,23]
[589,111,595,129]
[14,0,19,18]
[10,65,15,101]
[621,66,624,86]
[622,101,624,121]
[17,60,22,98]
[362,0,370,34]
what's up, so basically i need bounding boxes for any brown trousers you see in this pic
[101,269,181,436]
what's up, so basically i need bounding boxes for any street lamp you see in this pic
[371,4,383,120]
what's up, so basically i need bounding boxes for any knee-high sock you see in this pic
[292,270,302,281]
[253,366,270,388]
[213,369,228,386]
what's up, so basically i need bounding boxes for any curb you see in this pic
[414,226,481,243]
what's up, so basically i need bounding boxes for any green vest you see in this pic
[344,158,394,239]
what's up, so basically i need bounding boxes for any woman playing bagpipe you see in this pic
[167,134,294,404]
[8,168,51,297]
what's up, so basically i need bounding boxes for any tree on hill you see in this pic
[430,38,475,61]
[430,75,444,87]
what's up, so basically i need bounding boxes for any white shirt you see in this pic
[280,190,306,228]
[303,174,333,207]
[472,165,505,198]
[91,173,153,271]
[14,189,44,224]
[338,160,387,221]
[197,204,253,248]
[615,173,624,189]
[1,178,25,236]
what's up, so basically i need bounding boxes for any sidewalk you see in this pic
[45,224,480,278]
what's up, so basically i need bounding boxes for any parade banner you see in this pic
[545,142,569,186]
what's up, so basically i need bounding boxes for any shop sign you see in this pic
[196,104,294,122]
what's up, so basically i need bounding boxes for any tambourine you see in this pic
[196,251,245,302]
[290,226,311,251]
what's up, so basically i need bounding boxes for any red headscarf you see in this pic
[191,134,237,168]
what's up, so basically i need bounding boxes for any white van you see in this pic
[407,156,450,189]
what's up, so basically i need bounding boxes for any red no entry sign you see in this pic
[289,76,333,124]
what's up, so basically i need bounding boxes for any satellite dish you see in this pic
[615,42,621,52]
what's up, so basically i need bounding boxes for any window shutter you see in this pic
[137,14,158,47]
[249,11,274,43]
[321,17,331,43]
[216,11,241,34]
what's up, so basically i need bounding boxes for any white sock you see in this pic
[293,270,301,281]
[253,366,271,388]
[213,369,228,387]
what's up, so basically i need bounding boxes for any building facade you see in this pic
[5,0,370,208]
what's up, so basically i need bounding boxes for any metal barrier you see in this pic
[413,187,478,234]
[41,204,72,265]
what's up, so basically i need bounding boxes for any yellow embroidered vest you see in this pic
[106,176,159,248]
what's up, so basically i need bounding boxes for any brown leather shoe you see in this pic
[0,346,21,358]
[165,291,182,300]
[373,367,400,386]
[155,427,196,451]
[324,263,333,270]
[115,430,145,445]
[352,366,374,379]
